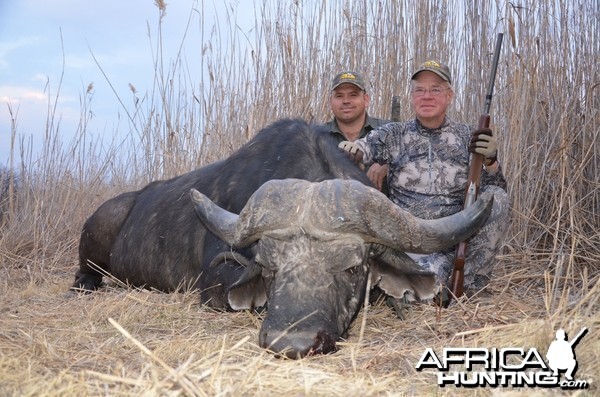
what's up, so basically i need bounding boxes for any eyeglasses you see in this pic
[411,87,449,97]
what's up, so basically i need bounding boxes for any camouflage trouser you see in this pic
[407,185,510,291]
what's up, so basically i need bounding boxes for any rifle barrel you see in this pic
[569,327,588,347]
[483,33,504,115]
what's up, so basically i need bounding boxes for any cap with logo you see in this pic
[331,71,366,91]
[411,61,452,84]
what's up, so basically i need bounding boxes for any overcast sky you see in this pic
[0,0,255,166]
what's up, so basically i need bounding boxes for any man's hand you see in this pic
[338,140,364,163]
[367,163,388,191]
[469,128,498,166]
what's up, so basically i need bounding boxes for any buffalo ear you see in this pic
[369,246,437,301]
[227,260,267,310]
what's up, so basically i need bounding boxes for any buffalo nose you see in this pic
[260,329,338,359]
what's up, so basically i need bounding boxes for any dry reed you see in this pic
[0,0,597,395]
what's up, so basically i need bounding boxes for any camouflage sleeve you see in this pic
[482,162,507,190]
[348,138,370,164]
[361,123,400,165]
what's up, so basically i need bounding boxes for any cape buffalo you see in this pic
[72,118,493,358]
[190,178,492,358]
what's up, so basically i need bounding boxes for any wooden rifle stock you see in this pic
[446,33,503,305]
[448,114,489,300]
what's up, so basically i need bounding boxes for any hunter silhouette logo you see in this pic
[546,327,588,381]
[415,327,590,389]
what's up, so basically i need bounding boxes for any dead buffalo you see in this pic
[73,119,371,303]
[71,118,493,358]
[190,178,492,358]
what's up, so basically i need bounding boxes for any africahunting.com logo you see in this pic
[415,327,589,389]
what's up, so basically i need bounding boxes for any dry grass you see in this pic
[1,0,598,395]
[1,262,597,396]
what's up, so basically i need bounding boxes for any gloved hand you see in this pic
[338,140,364,163]
[469,128,497,166]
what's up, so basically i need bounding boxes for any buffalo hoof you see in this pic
[70,273,103,293]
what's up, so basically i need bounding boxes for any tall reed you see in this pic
[1,0,597,305]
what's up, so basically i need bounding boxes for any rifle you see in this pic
[447,33,504,304]
[569,327,588,348]
[391,95,402,122]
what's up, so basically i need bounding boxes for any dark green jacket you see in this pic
[324,114,390,143]
[324,114,391,195]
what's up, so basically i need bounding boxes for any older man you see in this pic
[339,61,510,294]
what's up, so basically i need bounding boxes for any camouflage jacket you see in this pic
[354,118,507,219]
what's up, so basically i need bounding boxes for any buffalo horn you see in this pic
[190,188,264,246]
[347,188,494,253]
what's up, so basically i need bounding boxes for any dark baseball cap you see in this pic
[411,60,452,83]
[331,71,366,91]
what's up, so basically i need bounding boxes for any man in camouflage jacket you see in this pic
[339,61,510,293]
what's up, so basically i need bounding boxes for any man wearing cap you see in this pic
[325,71,391,191]
[338,61,510,295]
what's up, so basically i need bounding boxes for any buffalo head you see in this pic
[190,179,493,358]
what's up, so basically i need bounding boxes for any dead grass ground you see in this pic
[1,250,597,396]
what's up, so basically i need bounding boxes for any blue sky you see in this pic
[0,0,255,166]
